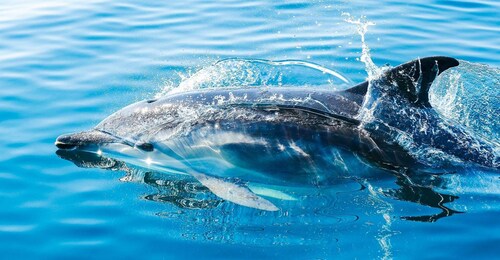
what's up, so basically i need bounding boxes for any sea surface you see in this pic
[0,0,499,259]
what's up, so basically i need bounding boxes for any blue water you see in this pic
[1,0,499,259]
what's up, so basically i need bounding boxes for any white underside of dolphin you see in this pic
[94,132,300,211]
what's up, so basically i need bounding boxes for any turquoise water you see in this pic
[1,0,499,259]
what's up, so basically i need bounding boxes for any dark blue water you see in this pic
[1,0,498,259]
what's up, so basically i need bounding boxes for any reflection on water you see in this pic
[56,147,479,259]
[56,148,463,224]
[383,172,463,222]
[141,171,223,210]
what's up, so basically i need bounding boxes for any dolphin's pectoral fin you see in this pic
[345,56,459,108]
[190,172,279,211]
[247,183,297,201]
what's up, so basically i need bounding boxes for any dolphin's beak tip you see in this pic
[55,134,77,150]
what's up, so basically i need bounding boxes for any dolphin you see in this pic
[55,56,498,211]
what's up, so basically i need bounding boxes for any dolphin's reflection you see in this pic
[141,171,223,209]
[56,149,223,210]
[382,172,463,222]
[56,149,461,222]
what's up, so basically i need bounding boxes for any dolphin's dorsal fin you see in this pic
[345,56,459,107]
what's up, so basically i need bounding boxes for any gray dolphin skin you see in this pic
[55,56,498,210]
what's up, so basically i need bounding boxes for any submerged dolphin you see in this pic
[55,56,498,210]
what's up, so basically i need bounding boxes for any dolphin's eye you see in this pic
[146,99,157,103]
[136,142,154,152]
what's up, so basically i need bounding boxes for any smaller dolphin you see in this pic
[55,56,498,211]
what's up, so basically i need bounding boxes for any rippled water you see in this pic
[1,0,499,259]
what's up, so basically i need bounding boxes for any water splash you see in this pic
[343,14,388,125]
[158,58,352,96]
[430,61,500,143]
[364,180,397,260]
[343,13,380,79]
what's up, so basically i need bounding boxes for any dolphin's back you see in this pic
[94,87,363,145]
[156,87,364,119]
